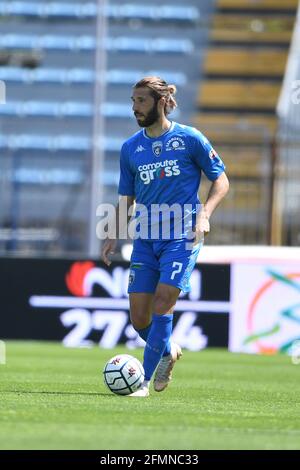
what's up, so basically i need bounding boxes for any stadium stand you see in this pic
[196,0,298,245]
[0,0,299,252]
[0,0,211,254]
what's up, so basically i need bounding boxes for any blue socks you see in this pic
[136,323,152,343]
[137,314,173,381]
[136,315,172,355]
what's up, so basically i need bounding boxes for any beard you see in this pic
[135,102,159,128]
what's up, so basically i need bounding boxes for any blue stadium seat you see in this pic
[0,67,187,86]
[0,101,93,117]
[0,101,180,119]
[0,134,123,151]
[0,34,194,53]
[106,70,186,86]
[12,168,83,185]
[0,2,200,22]
[9,168,119,186]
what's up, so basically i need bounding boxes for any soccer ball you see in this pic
[103,354,145,396]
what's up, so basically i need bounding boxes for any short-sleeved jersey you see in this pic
[118,121,225,240]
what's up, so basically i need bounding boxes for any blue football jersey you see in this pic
[118,122,225,240]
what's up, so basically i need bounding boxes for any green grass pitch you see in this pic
[0,341,300,450]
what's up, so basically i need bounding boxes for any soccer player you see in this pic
[101,76,229,396]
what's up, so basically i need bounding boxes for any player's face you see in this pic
[131,88,160,128]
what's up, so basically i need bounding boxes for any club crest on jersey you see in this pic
[166,137,185,151]
[152,141,163,157]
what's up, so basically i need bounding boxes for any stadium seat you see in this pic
[216,0,298,11]
[0,100,180,120]
[0,67,187,86]
[198,80,280,110]
[0,166,118,186]
[221,181,264,210]
[214,147,269,178]
[211,15,294,44]
[0,134,123,152]
[194,113,277,143]
[0,2,200,22]
[0,34,194,54]
[204,48,287,76]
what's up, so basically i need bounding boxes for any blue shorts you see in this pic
[128,238,202,294]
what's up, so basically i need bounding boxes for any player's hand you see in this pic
[193,211,210,245]
[101,239,117,266]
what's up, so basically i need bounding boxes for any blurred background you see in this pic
[1,2,300,450]
[0,0,300,355]
[0,0,299,258]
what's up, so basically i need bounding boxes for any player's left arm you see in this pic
[194,172,229,242]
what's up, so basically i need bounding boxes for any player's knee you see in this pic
[153,294,174,314]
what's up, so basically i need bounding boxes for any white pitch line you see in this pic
[29,296,231,313]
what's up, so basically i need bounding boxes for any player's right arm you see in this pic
[101,195,135,266]
[102,141,135,266]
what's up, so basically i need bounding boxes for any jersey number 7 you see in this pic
[171,262,183,280]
